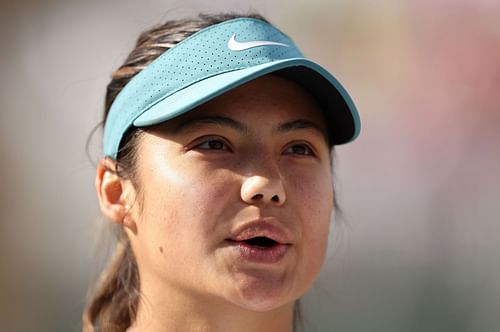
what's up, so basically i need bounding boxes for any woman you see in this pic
[84,13,360,332]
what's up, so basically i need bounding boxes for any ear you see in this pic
[95,158,137,232]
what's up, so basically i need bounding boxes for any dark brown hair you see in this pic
[84,12,312,332]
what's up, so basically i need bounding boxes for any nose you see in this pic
[240,175,286,206]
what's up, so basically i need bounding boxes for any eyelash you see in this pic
[194,137,231,151]
[193,138,316,157]
[283,143,316,157]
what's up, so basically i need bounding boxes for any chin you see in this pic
[231,295,295,313]
[224,274,303,312]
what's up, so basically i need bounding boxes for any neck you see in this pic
[127,275,295,332]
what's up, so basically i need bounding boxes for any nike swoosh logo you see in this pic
[227,34,289,51]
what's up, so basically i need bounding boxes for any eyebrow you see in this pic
[172,115,327,141]
[275,120,328,141]
[172,115,248,134]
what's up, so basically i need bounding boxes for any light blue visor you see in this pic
[103,18,361,158]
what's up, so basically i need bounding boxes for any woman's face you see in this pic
[126,74,334,312]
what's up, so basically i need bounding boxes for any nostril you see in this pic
[252,193,264,200]
[241,176,286,205]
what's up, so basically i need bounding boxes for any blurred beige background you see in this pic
[1,0,499,331]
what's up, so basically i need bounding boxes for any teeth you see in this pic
[244,237,277,248]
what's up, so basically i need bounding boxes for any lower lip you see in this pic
[227,241,290,264]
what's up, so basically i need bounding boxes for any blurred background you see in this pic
[1,0,499,331]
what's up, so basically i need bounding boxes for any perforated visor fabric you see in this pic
[103,18,360,158]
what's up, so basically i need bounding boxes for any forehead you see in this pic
[158,74,327,134]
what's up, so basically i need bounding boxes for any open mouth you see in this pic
[226,221,291,263]
[226,236,289,263]
[227,236,279,249]
[241,236,278,248]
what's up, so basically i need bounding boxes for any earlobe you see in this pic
[95,158,136,232]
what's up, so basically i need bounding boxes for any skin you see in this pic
[96,75,334,332]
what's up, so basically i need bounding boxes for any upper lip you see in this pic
[227,219,293,245]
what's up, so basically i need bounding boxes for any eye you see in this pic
[284,143,315,156]
[195,138,231,151]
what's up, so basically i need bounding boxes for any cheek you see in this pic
[287,166,334,274]
[139,159,238,244]
[300,181,333,256]
[287,164,334,228]
[133,160,240,284]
